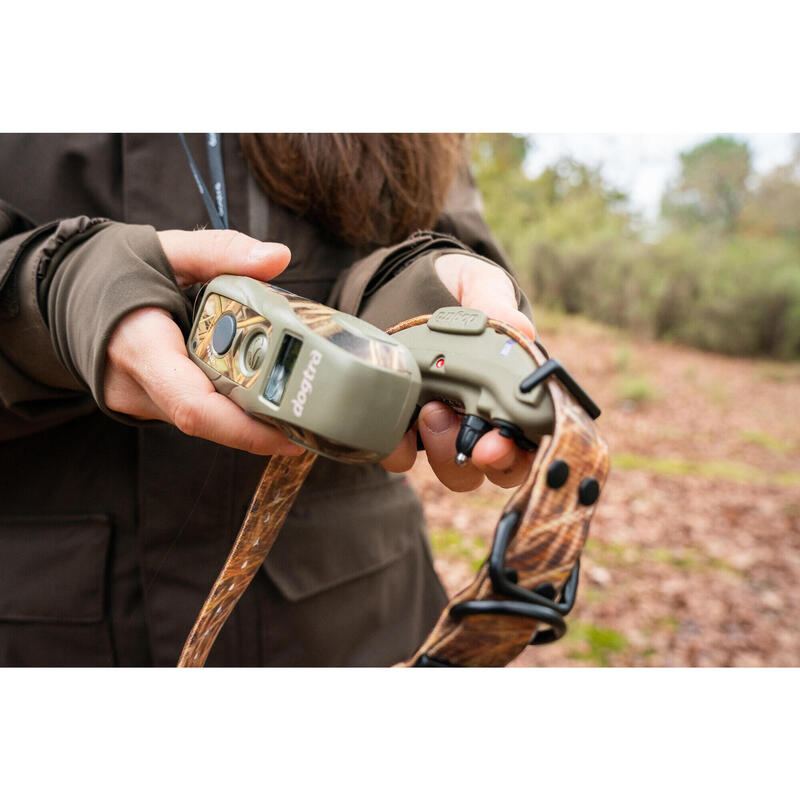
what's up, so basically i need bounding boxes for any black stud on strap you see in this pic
[578,477,600,505]
[547,459,570,488]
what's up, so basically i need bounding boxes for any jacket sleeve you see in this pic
[328,166,534,330]
[0,199,190,435]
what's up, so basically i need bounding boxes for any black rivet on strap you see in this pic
[578,478,600,505]
[547,460,570,488]
[532,582,556,601]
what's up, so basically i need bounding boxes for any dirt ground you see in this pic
[406,310,800,667]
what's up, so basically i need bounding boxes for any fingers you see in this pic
[169,384,304,456]
[107,307,303,456]
[380,429,418,473]
[146,346,303,457]
[418,403,484,492]
[156,229,291,287]
[416,402,534,491]
[471,432,536,489]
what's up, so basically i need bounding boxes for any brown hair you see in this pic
[239,133,465,247]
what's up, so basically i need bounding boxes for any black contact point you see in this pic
[212,313,237,356]
[454,414,493,465]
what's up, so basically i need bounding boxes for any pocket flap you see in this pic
[0,515,111,623]
[262,474,421,602]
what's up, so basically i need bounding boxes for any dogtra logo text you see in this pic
[291,349,323,418]
[429,307,487,335]
[432,309,480,328]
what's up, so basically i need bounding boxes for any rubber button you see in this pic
[578,477,600,506]
[546,460,570,488]
[212,313,237,356]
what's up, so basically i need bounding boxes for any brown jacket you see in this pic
[0,133,524,666]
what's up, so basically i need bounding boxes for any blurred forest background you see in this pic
[470,133,800,359]
[409,133,800,666]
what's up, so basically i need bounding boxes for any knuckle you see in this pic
[213,229,248,263]
[106,320,136,366]
[172,397,202,436]
[103,386,125,413]
[105,338,125,369]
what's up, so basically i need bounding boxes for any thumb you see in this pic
[157,229,291,287]
[435,253,537,341]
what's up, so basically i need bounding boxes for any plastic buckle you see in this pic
[519,358,601,420]
[449,510,581,646]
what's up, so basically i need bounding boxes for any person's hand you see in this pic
[381,253,537,490]
[104,229,304,456]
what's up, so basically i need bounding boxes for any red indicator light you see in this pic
[435,357,445,369]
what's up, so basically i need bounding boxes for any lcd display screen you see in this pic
[264,333,303,406]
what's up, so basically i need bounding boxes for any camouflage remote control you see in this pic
[187,275,421,463]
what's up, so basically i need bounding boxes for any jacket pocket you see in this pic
[262,472,422,602]
[0,514,114,666]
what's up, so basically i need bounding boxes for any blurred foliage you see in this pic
[470,133,800,359]
[616,374,657,406]
[429,527,487,573]
[661,136,751,233]
[612,452,800,487]
[565,622,629,667]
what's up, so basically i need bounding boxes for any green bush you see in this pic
[528,233,800,359]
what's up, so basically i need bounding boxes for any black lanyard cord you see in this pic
[179,133,229,230]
